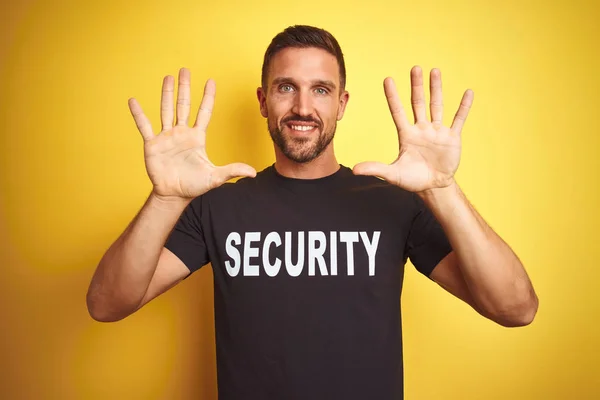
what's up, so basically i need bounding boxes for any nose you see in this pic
[291,89,312,117]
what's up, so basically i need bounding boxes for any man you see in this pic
[87,25,538,399]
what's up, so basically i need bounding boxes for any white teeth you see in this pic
[290,125,315,131]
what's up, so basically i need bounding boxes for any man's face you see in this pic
[257,47,349,163]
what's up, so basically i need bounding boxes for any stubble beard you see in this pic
[268,119,337,164]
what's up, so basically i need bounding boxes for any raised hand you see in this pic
[353,66,474,193]
[128,68,256,201]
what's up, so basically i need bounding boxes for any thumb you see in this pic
[211,163,257,187]
[353,161,397,183]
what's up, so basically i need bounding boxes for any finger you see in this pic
[352,161,398,184]
[193,79,216,132]
[176,68,191,126]
[429,68,443,124]
[211,163,257,187]
[128,98,154,141]
[410,66,427,123]
[161,75,175,131]
[450,89,474,135]
[383,77,410,132]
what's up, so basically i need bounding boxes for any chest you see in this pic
[203,189,412,284]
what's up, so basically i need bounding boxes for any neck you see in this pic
[273,145,340,179]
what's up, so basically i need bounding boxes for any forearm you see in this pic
[418,180,538,326]
[86,192,190,322]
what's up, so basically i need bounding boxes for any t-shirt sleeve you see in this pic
[164,196,210,276]
[405,193,453,278]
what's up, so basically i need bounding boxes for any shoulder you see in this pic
[188,165,276,204]
[341,167,416,202]
[213,165,275,192]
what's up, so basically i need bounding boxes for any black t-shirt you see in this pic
[165,164,452,400]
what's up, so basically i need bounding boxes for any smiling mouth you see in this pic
[290,125,315,132]
[285,122,319,133]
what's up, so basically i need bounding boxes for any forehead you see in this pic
[267,47,340,86]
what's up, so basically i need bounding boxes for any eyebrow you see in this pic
[271,77,337,90]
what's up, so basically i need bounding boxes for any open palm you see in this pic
[128,68,256,201]
[353,66,474,193]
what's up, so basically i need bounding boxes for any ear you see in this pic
[336,90,350,121]
[257,87,268,118]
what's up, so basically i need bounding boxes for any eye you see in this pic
[315,87,328,95]
[279,84,294,93]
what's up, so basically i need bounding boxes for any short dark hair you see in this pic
[261,25,346,91]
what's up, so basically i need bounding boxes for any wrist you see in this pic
[416,178,459,204]
[148,191,192,213]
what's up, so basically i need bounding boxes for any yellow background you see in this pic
[1,0,598,398]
